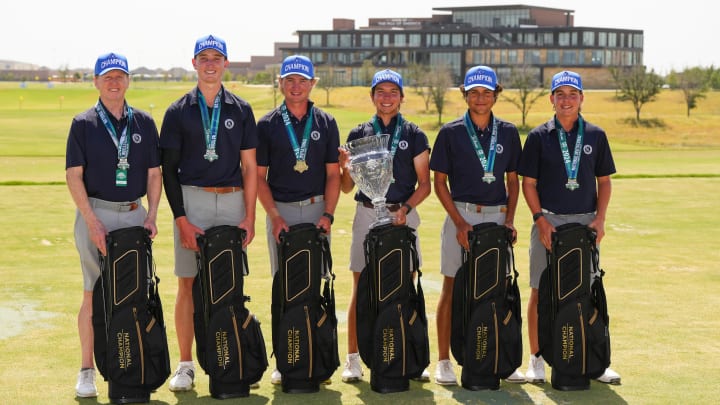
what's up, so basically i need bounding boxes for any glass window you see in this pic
[395,34,406,47]
[547,50,559,64]
[608,32,617,48]
[360,34,373,48]
[326,34,337,48]
[379,34,386,47]
[598,32,607,47]
[409,34,421,47]
[508,50,518,64]
[339,34,352,47]
[310,34,322,47]
[571,32,577,46]
[543,32,554,46]
[524,50,541,64]
[591,50,604,65]
[583,32,594,46]
[558,32,570,46]
[440,34,451,46]
[562,50,576,64]
[525,32,536,45]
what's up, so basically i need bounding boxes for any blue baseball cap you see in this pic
[551,70,583,92]
[94,52,129,76]
[280,55,314,79]
[464,65,498,91]
[194,34,227,58]
[371,69,403,93]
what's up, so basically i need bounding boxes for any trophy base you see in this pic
[369,216,394,229]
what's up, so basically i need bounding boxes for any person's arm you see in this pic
[66,166,107,255]
[434,171,472,251]
[589,175,612,244]
[338,147,355,193]
[522,175,554,250]
[161,148,204,251]
[504,171,520,243]
[256,165,287,243]
[143,166,162,238]
[318,162,341,232]
[239,148,257,247]
[395,150,431,225]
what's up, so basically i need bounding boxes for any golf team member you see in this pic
[338,69,431,383]
[518,70,620,385]
[429,65,524,386]
[66,52,162,398]
[160,34,259,392]
[256,54,340,385]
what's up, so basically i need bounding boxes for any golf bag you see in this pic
[193,225,268,399]
[357,224,430,393]
[271,223,339,393]
[92,226,171,404]
[450,223,523,390]
[538,223,611,391]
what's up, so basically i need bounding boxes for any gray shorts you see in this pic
[74,198,146,291]
[348,203,422,272]
[265,196,328,276]
[173,186,246,278]
[440,202,506,277]
[528,212,596,288]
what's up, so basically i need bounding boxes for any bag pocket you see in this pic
[404,302,429,378]
[585,305,610,378]
[551,301,584,377]
[105,307,145,385]
[313,304,340,381]
[496,302,523,379]
[275,305,312,380]
[462,301,498,377]
[371,304,406,378]
[237,306,268,384]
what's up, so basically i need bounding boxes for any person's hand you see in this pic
[238,217,255,247]
[87,218,108,256]
[455,220,473,251]
[504,221,517,245]
[393,208,407,226]
[271,215,289,244]
[143,217,158,239]
[338,147,351,169]
[536,216,555,250]
[588,218,606,245]
[176,216,204,251]
[317,215,332,233]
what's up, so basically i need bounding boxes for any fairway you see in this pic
[1,81,719,404]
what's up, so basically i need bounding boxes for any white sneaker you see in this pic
[412,368,431,382]
[341,353,363,383]
[434,359,457,386]
[169,363,195,392]
[75,368,98,398]
[525,355,546,383]
[504,368,526,383]
[270,369,282,385]
[596,367,621,385]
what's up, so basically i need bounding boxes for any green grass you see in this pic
[1,82,719,404]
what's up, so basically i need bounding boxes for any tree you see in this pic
[667,67,711,117]
[406,63,434,112]
[501,65,548,129]
[315,65,348,106]
[427,64,454,126]
[611,66,663,121]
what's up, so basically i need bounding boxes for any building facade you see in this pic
[283,4,643,89]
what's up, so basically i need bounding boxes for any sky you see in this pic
[3,0,716,75]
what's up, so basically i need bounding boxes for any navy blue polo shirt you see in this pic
[65,101,160,202]
[159,86,258,187]
[346,116,430,204]
[256,101,340,202]
[518,118,616,214]
[430,113,521,205]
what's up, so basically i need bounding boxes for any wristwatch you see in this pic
[402,203,413,214]
[322,212,334,225]
[532,212,544,222]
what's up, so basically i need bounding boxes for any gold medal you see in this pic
[294,160,308,173]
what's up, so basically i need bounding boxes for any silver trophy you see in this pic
[342,134,394,228]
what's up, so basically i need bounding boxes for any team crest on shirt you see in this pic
[496,144,504,154]
[311,130,321,141]
[583,145,593,155]
[399,140,408,150]
[132,133,142,143]
[225,119,234,129]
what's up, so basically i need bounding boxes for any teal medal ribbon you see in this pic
[371,113,403,184]
[95,101,133,187]
[555,114,585,190]
[280,102,314,173]
[198,91,221,162]
[464,112,498,183]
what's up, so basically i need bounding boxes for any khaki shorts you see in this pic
[172,186,246,278]
[74,198,146,291]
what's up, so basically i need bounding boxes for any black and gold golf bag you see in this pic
[271,223,339,393]
[357,223,430,393]
[450,223,523,390]
[538,223,611,391]
[194,225,268,399]
[93,226,171,404]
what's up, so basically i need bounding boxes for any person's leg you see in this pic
[342,271,363,383]
[436,276,454,361]
[175,277,195,362]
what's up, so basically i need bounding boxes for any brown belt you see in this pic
[91,198,139,212]
[362,201,402,212]
[201,186,241,194]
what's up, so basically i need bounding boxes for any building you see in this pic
[283,4,643,88]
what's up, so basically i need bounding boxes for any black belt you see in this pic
[362,201,402,212]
